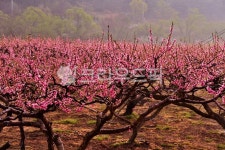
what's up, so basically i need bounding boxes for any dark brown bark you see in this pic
[203,103,225,129]
[19,116,25,150]
[53,134,64,150]
[0,142,10,150]
[39,114,54,150]
[128,99,171,144]
[123,100,138,116]
[99,126,130,134]
[78,107,114,150]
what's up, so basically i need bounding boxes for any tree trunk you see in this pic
[123,100,137,116]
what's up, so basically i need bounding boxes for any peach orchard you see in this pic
[1,27,225,150]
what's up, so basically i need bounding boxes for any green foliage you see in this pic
[129,0,148,23]
[175,8,207,42]
[3,6,101,39]
[151,20,174,38]
[128,23,150,41]
[15,7,50,35]
[12,7,76,38]
[0,10,10,35]
[1,1,225,41]
[65,7,102,39]
[155,0,178,20]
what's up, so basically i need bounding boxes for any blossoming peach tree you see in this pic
[1,26,225,150]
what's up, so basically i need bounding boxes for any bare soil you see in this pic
[1,104,225,150]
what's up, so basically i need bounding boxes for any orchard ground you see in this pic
[1,103,225,150]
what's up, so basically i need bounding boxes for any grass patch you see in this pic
[93,135,109,141]
[217,144,225,149]
[156,125,171,130]
[160,143,175,148]
[87,120,96,125]
[205,138,213,142]
[180,111,194,119]
[125,113,139,120]
[53,128,72,133]
[208,130,220,134]
[182,141,191,146]
[190,120,204,125]
[112,141,127,147]
[55,118,78,124]
[185,135,194,140]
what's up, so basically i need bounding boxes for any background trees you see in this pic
[175,8,207,42]
[129,0,148,23]
[2,6,101,39]
[65,7,101,39]
[0,10,10,35]
[0,0,225,41]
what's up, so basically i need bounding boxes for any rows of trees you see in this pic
[1,0,225,41]
[1,26,225,149]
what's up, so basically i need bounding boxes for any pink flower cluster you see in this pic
[0,35,225,112]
